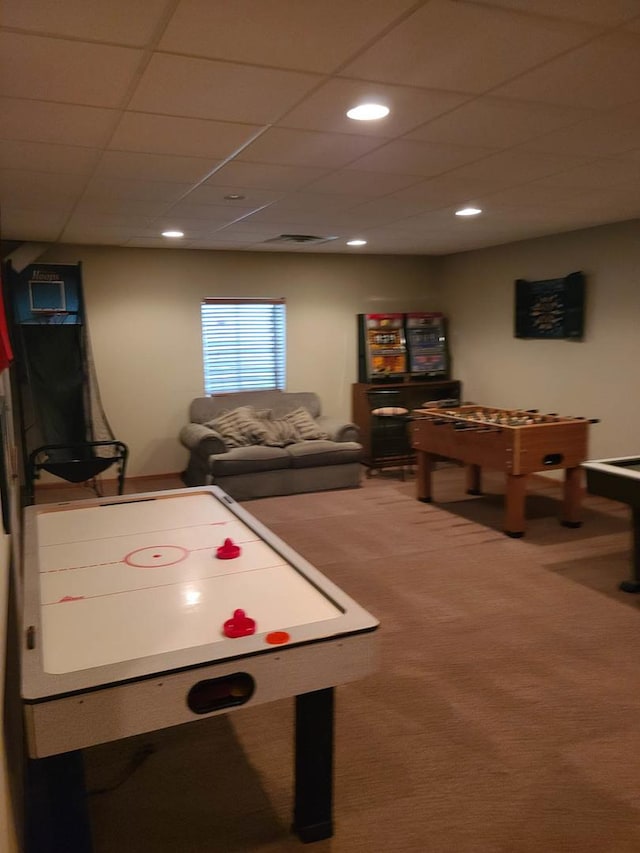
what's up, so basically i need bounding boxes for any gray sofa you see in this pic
[180,390,363,500]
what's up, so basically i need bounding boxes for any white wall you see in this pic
[29,246,439,477]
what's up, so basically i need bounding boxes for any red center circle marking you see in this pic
[124,545,189,569]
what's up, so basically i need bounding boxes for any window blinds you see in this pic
[201,298,286,394]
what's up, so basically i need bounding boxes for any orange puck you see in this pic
[265,630,290,645]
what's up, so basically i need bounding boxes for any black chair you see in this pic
[27,439,128,504]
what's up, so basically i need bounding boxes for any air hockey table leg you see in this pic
[25,750,92,853]
[619,508,640,594]
[293,687,334,843]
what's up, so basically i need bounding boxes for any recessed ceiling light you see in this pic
[455,207,482,217]
[161,230,184,238]
[347,239,367,246]
[346,103,389,121]
[224,193,245,200]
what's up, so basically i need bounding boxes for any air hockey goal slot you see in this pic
[543,453,564,466]
[187,673,255,714]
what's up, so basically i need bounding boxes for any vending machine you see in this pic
[404,312,449,379]
[357,313,407,382]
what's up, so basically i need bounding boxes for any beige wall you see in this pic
[437,218,640,461]
[19,217,639,478]
[31,246,439,477]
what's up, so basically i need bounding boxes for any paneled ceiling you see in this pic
[3,0,640,255]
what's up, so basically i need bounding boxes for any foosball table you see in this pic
[410,405,598,537]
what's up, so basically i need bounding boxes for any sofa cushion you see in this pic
[286,440,363,469]
[209,445,291,477]
[204,406,269,448]
[282,406,329,440]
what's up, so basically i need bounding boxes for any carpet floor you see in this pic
[66,466,640,852]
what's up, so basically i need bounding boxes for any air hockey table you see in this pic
[583,456,640,593]
[19,487,379,851]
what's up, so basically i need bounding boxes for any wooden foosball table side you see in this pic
[410,407,593,537]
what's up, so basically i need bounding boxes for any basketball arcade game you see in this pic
[4,260,128,504]
[411,405,598,537]
[20,487,379,850]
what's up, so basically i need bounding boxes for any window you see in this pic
[201,298,286,394]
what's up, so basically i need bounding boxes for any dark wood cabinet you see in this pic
[352,380,462,472]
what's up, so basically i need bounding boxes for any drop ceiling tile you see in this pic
[236,127,383,169]
[0,140,100,175]
[128,54,321,123]
[81,176,193,202]
[3,0,172,46]
[93,150,219,183]
[534,158,640,189]
[264,192,371,214]
[462,0,640,27]
[203,162,329,191]
[109,112,263,159]
[480,183,592,209]
[61,227,153,245]
[406,96,595,149]
[0,168,88,203]
[123,237,200,249]
[340,0,598,93]
[209,220,298,240]
[519,104,640,157]
[0,33,144,108]
[304,169,424,197]
[63,212,157,231]
[0,206,70,240]
[279,78,469,136]
[345,196,445,225]
[389,175,502,208]
[74,198,174,217]
[159,0,418,72]
[157,201,267,223]
[175,184,284,207]
[346,138,495,177]
[0,97,118,147]
[237,205,351,227]
[494,31,640,110]
[440,149,592,187]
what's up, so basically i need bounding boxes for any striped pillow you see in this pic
[282,407,328,441]
[260,417,301,447]
[205,406,269,448]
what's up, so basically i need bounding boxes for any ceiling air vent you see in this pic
[263,234,338,245]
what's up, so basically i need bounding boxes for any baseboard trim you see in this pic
[34,473,184,491]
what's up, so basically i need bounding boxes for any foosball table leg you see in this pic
[416,451,434,502]
[561,466,583,529]
[504,474,526,538]
[466,463,482,495]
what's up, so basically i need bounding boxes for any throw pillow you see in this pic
[282,406,329,440]
[205,406,269,448]
[260,416,301,447]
